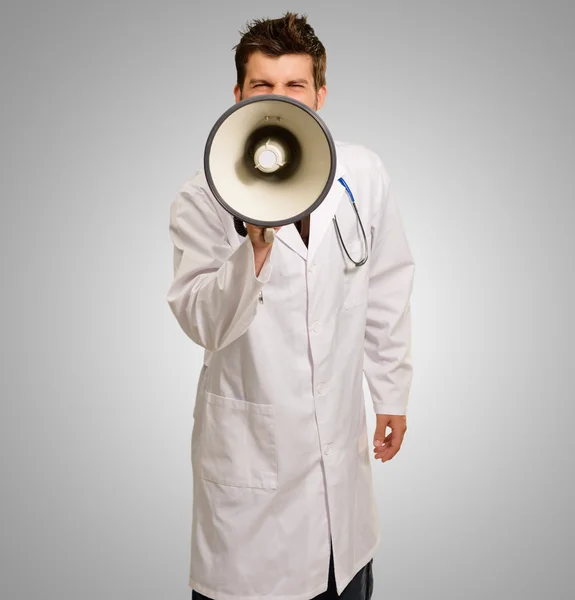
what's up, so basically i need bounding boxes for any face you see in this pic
[234,51,327,111]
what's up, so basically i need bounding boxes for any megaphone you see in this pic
[204,94,336,243]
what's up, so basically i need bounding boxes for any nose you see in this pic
[271,85,289,96]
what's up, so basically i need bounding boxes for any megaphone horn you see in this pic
[204,94,337,243]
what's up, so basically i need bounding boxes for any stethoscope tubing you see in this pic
[333,176,369,267]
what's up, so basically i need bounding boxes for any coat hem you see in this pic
[188,534,381,600]
[334,532,381,595]
[188,578,329,600]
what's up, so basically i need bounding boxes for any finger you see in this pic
[373,428,388,448]
[376,453,397,463]
[374,441,397,455]
[373,433,392,450]
[391,429,402,448]
[379,422,405,449]
[374,446,399,462]
[374,433,401,461]
[374,440,395,457]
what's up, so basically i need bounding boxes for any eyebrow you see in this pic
[248,79,272,86]
[248,78,310,86]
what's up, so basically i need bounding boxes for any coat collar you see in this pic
[276,151,346,263]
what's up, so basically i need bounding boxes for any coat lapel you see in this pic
[275,221,308,260]
[307,159,346,265]
[276,153,346,264]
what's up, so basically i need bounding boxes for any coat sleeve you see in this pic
[363,157,415,415]
[166,179,273,352]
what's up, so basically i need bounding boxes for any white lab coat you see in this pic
[166,140,415,600]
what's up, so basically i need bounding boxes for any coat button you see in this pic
[324,444,331,455]
[308,263,315,272]
[317,383,326,395]
[311,321,321,333]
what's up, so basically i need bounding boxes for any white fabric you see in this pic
[166,141,415,600]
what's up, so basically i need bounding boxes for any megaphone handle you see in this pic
[263,228,275,243]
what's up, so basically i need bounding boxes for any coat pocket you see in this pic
[199,392,277,490]
[342,241,370,310]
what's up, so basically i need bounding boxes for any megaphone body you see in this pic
[204,95,337,243]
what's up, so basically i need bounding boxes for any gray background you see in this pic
[1,0,573,598]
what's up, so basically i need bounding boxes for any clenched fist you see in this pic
[246,224,281,276]
[246,224,281,250]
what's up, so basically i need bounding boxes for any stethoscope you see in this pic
[232,176,369,267]
[333,176,369,267]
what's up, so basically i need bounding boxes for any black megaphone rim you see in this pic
[203,94,337,228]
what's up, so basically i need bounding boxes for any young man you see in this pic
[166,12,415,600]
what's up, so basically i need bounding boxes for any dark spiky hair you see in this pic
[233,12,327,90]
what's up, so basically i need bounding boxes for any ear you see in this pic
[233,83,242,103]
[315,85,327,110]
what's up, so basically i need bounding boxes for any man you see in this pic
[166,12,415,600]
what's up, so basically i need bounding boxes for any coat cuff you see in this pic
[373,404,408,416]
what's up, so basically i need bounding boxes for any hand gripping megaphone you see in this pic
[204,94,337,243]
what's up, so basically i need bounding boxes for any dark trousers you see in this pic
[192,545,374,599]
